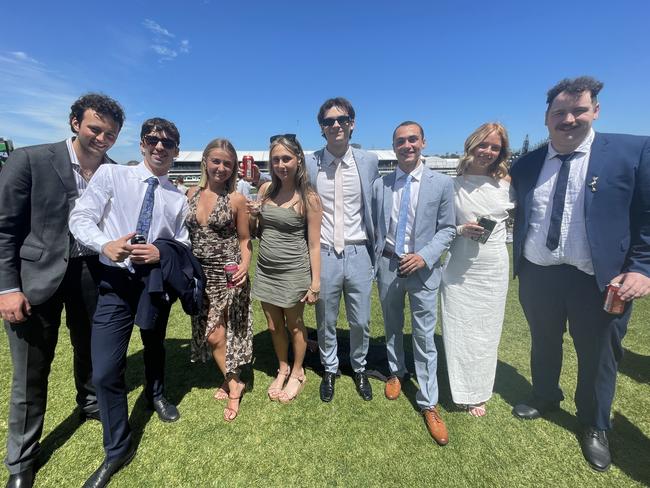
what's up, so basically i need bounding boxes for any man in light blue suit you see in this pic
[372,121,455,445]
[305,97,379,402]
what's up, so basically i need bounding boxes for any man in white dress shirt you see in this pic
[305,97,379,402]
[371,121,455,445]
[69,118,189,488]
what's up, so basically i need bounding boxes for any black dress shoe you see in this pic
[6,467,34,488]
[148,397,180,422]
[580,427,611,471]
[512,398,560,419]
[354,371,373,401]
[82,443,137,488]
[320,372,336,402]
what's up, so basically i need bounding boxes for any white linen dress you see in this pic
[441,175,515,405]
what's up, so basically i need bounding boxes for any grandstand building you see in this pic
[169,150,457,185]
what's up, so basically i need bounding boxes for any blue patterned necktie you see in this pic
[135,177,159,239]
[546,152,574,251]
[394,174,412,256]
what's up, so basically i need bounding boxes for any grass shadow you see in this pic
[38,409,85,470]
[611,411,650,484]
[618,347,650,384]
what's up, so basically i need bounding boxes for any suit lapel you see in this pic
[413,168,431,234]
[522,147,548,221]
[383,172,395,233]
[584,132,607,215]
[49,141,77,196]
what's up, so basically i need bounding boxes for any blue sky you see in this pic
[1,0,649,163]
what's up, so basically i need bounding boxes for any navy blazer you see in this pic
[134,239,206,329]
[305,147,379,265]
[510,132,650,290]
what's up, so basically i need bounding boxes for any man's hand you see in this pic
[399,253,426,276]
[0,292,32,323]
[611,272,650,301]
[130,244,161,264]
[238,162,261,185]
[103,232,136,262]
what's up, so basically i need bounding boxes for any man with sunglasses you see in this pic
[0,93,124,488]
[69,118,190,487]
[305,97,379,402]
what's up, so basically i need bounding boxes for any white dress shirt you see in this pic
[523,129,594,274]
[69,162,190,270]
[317,146,366,246]
[385,160,424,254]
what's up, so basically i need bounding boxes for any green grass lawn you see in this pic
[1,246,649,487]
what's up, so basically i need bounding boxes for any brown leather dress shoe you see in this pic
[423,406,449,446]
[385,376,401,400]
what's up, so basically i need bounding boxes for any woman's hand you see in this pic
[457,222,485,239]
[232,262,249,287]
[300,287,320,305]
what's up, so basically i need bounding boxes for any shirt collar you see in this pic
[395,159,425,182]
[135,161,169,185]
[66,137,110,167]
[323,146,354,168]
[548,128,595,160]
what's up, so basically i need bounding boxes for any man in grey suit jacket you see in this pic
[305,97,379,402]
[0,94,124,488]
[371,121,455,445]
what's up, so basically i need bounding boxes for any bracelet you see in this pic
[308,287,320,294]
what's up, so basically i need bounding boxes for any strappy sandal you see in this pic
[267,368,290,401]
[278,374,307,404]
[213,382,229,401]
[468,403,487,417]
[224,381,245,422]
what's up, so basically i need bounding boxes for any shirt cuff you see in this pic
[0,288,21,295]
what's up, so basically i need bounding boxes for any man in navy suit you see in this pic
[510,76,650,471]
[305,97,379,402]
[371,121,455,445]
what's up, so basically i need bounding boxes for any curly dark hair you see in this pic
[69,93,125,133]
[546,76,604,106]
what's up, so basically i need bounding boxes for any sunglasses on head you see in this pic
[142,135,177,150]
[269,133,297,144]
[321,115,351,127]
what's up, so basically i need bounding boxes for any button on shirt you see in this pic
[385,161,424,255]
[317,147,366,246]
[523,129,594,274]
[69,162,190,270]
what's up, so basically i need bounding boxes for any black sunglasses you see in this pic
[269,133,297,144]
[321,115,351,127]
[142,135,177,150]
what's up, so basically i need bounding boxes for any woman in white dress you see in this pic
[441,122,515,417]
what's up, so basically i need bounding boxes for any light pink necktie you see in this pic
[333,159,344,253]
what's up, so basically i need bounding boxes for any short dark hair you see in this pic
[140,118,180,145]
[317,97,356,125]
[546,76,604,106]
[392,121,425,140]
[69,93,125,133]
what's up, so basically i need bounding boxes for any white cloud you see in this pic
[141,19,190,62]
[0,51,139,162]
[143,19,175,38]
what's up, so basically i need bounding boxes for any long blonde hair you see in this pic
[456,122,511,179]
[198,138,238,191]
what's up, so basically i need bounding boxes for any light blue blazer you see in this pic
[371,166,456,289]
[305,147,380,265]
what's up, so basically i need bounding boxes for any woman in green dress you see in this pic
[249,134,322,403]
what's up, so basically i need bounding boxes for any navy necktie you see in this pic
[545,153,574,251]
[136,177,159,239]
[395,174,412,256]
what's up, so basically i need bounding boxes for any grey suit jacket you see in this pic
[305,147,380,264]
[0,141,113,305]
[371,165,456,288]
